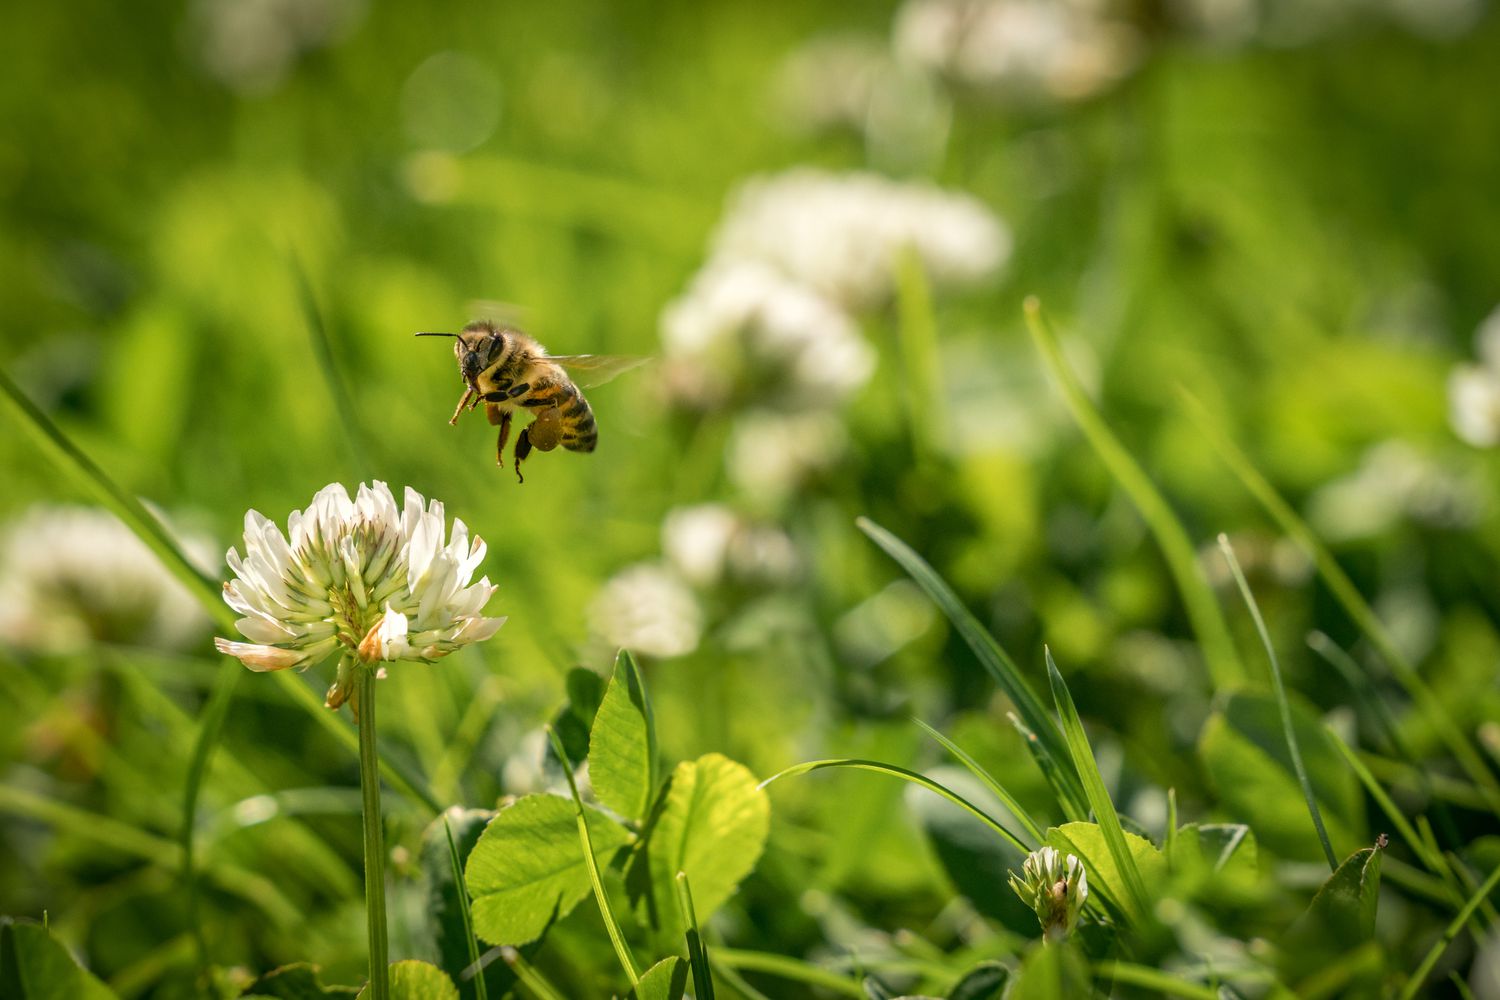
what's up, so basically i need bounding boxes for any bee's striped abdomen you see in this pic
[558,386,598,453]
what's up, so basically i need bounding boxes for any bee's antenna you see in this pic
[415,332,459,338]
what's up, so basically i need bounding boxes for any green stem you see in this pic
[675,872,715,1000]
[710,949,864,998]
[545,726,639,986]
[180,665,242,974]
[1024,299,1244,690]
[357,665,389,1000]
[1218,536,1337,872]
[1399,860,1500,1000]
[443,814,488,1000]
[1180,387,1500,817]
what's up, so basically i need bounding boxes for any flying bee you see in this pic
[417,320,646,482]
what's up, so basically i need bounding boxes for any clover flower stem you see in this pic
[356,662,390,1000]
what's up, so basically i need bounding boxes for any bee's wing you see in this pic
[546,354,651,389]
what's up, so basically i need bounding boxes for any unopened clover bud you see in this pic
[1009,846,1088,942]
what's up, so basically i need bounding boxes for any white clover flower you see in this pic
[727,410,849,507]
[0,504,214,654]
[708,169,1009,307]
[213,481,505,712]
[893,0,1139,104]
[660,258,875,409]
[1009,846,1088,941]
[1309,441,1481,540]
[1449,305,1500,448]
[662,504,801,589]
[587,563,702,659]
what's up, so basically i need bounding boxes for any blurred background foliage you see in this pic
[4,0,1500,996]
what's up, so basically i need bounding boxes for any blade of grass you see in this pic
[1091,962,1220,999]
[0,367,225,614]
[913,718,1044,844]
[1218,535,1337,871]
[443,814,489,1000]
[499,947,568,1000]
[1398,860,1500,1000]
[856,516,1082,809]
[1180,388,1500,816]
[1007,711,1090,821]
[181,664,240,973]
[1166,788,1179,862]
[1308,632,1466,848]
[759,758,1029,854]
[545,726,639,987]
[290,253,371,475]
[0,365,442,814]
[1324,728,1461,899]
[432,674,505,808]
[709,958,773,1000]
[1045,648,1151,921]
[1447,851,1500,932]
[675,872,715,1000]
[1023,299,1243,690]
[0,783,300,927]
[711,949,865,998]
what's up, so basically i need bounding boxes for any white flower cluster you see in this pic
[214,481,504,711]
[661,168,1007,415]
[662,504,800,589]
[587,563,703,660]
[893,0,1140,103]
[661,259,875,411]
[1309,441,1481,540]
[0,505,213,654]
[1009,846,1089,941]
[711,169,1010,308]
[1450,306,1500,448]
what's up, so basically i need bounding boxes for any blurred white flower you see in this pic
[588,563,702,659]
[661,259,875,409]
[213,481,505,712]
[709,168,1009,307]
[662,504,800,589]
[893,0,1139,103]
[1009,845,1089,941]
[727,410,850,507]
[1449,306,1500,447]
[188,0,365,95]
[1449,366,1500,447]
[0,505,214,654]
[1308,441,1481,540]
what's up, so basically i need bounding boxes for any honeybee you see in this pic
[417,320,646,482]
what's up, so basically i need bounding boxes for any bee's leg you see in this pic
[492,409,512,466]
[481,384,530,403]
[514,427,532,483]
[448,387,475,426]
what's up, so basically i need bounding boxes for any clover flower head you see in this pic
[1449,306,1500,448]
[660,258,876,409]
[213,481,504,712]
[894,0,1139,104]
[1009,846,1088,941]
[588,563,702,659]
[661,504,800,590]
[709,168,1010,307]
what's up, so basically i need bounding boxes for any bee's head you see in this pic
[418,321,506,386]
